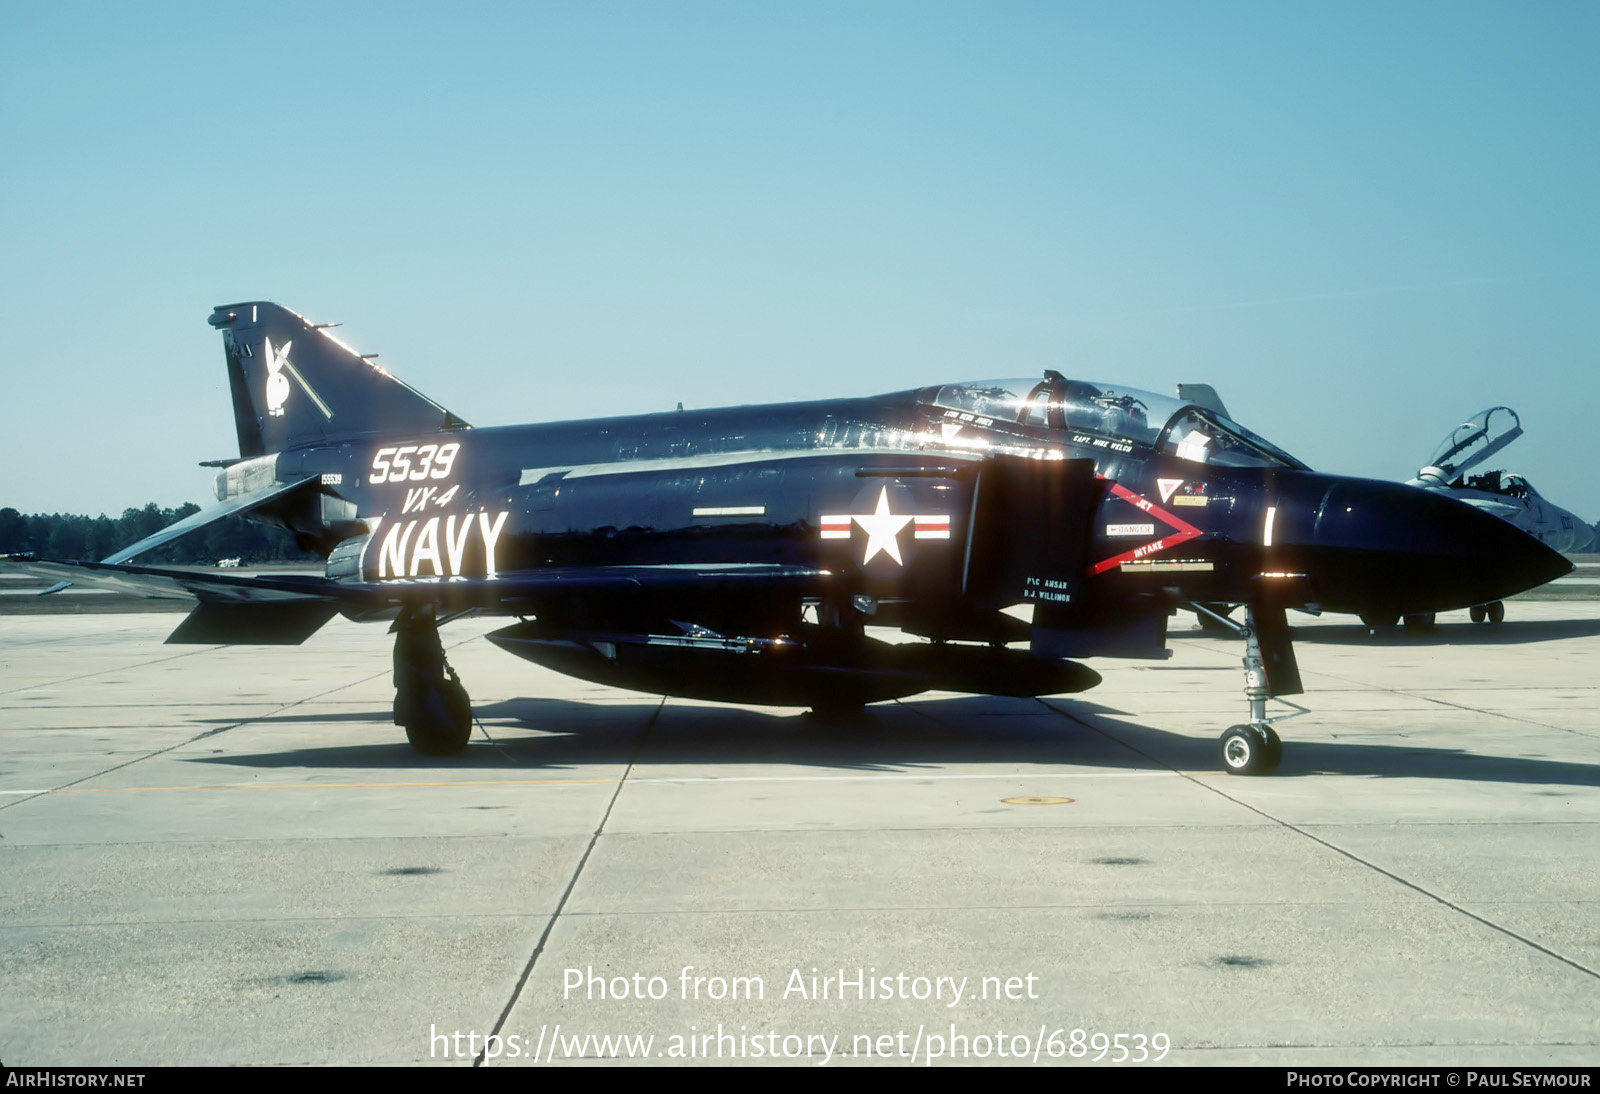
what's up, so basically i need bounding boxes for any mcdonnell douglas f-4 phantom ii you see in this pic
[5,303,1573,775]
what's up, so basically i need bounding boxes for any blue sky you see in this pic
[3,2,1596,521]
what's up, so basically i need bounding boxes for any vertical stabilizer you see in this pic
[208,302,468,457]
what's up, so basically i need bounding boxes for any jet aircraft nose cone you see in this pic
[1280,477,1572,614]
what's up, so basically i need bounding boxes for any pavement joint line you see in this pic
[473,696,664,1068]
[1200,803,1600,983]
[0,619,478,697]
[0,622,162,651]
[2,820,1593,853]
[544,898,1442,918]
[1308,665,1600,738]
[1169,626,1599,737]
[0,771,1196,797]
[0,913,558,929]
[0,644,217,698]
[1033,700,1600,984]
[631,771,1179,783]
[45,779,621,793]
[3,898,1478,929]
[0,664,403,814]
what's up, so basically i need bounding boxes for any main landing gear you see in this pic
[393,606,472,756]
[1469,601,1505,625]
[1362,609,1441,631]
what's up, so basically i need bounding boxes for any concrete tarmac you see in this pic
[2,604,1598,1067]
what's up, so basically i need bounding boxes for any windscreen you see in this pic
[1156,407,1309,469]
[931,377,1306,468]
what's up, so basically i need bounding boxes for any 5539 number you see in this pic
[370,442,461,485]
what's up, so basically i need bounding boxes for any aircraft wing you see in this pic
[2,553,828,643]
[1458,497,1524,521]
[360,562,829,595]
[2,555,340,602]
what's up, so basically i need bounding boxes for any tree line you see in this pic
[0,504,318,564]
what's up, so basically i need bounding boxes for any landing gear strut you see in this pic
[393,606,472,755]
[1192,602,1305,776]
[804,598,871,722]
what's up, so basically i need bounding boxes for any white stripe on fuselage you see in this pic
[517,447,982,486]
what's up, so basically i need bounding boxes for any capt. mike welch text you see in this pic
[429,966,1172,1064]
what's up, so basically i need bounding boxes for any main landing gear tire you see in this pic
[1360,610,1399,629]
[1470,604,1486,623]
[1402,612,1436,631]
[393,607,473,757]
[1486,601,1505,624]
[1220,724,1282,776]
[402,672,472,756]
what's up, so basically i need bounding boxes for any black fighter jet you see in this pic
[5,303,1572,774]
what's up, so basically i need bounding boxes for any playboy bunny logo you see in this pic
[264,337,293,417]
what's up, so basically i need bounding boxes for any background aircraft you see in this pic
[4,304,1571,775]
[1355,407,1595,628]
[1405,406,1593,615]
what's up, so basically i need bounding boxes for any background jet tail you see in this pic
[208,302,469,457]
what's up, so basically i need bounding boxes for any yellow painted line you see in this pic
[35,771,1213,796]
[632,771,1181,784]
[52,778,619,794]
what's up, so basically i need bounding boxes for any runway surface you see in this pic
[2,604,1598,1066]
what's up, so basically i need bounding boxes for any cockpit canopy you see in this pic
[1417,406,1523,485]
[928,375,1307,470]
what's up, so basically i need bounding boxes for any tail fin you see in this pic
[208,301,469,457]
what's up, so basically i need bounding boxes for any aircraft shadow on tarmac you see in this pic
[190,694,1600,787]
[1181,616,1600,648]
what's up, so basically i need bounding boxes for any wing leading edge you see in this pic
[2,553,829,644]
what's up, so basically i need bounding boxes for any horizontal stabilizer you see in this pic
[166,600,342,645]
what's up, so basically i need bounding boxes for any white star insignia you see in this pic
[854,486,913,565]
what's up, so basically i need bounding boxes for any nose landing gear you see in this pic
[1191,600,1307,776]
[1220,722,1282,776]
